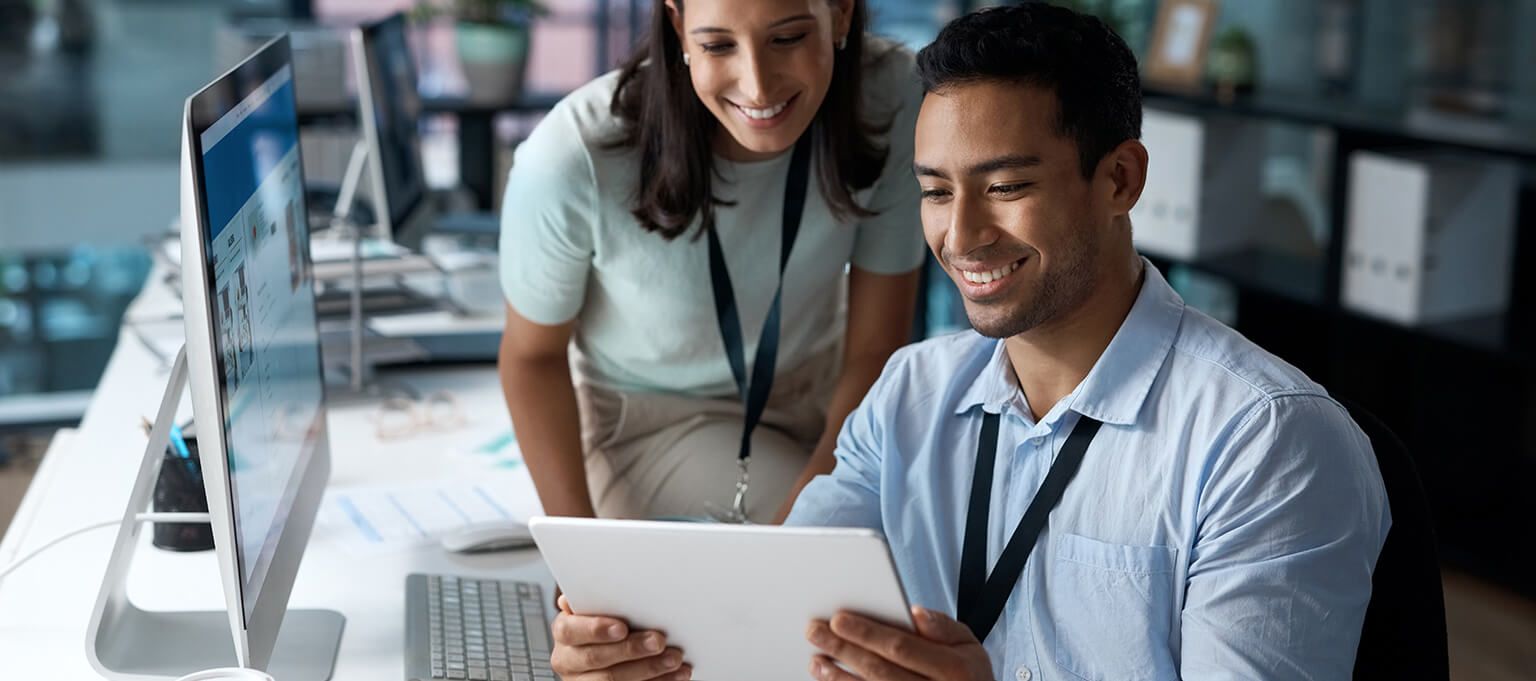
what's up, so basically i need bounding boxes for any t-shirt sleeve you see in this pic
[850,52,927,276]
[498,106,598,325]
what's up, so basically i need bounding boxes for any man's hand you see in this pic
[806,606,992,681]
[549,595,693,681]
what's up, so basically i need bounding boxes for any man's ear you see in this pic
[1101,139,1148,218]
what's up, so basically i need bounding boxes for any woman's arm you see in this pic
[498,304,595,518]
[772,266,920,523]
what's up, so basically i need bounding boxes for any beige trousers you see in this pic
[574,351,836,524]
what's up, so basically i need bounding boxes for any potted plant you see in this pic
[415,0,546,105]
[1206,27,1257,103]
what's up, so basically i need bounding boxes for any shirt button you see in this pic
[1016,667,1032,681]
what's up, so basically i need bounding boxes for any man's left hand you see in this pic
[806,606,992,681]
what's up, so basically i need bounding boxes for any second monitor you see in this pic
[352,13,500,249]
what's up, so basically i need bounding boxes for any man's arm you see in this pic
[774,267,919,523]
[1181,395,1391,680]
[782,345,917,530]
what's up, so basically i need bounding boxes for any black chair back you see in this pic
[1339,398,1448,680]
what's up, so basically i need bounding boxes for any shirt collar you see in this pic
[954,258,1185,427]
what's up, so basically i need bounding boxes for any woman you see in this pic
[497,0,923,524]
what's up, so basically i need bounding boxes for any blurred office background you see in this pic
[1,0,1534,677]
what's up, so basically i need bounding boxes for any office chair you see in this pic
[1338,398,1449,681]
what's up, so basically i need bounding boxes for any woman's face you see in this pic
[669,0,852,161]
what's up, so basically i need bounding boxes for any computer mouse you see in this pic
[440,520,537,554]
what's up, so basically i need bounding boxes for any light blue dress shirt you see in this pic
[787,262,1390,681]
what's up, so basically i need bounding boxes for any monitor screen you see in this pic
[362,14,427,234]
[191,59,326,623]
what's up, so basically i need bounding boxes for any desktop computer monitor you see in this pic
[352,13,432,246]
[180,34,338,672]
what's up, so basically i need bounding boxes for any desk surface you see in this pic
[0,265,549,680]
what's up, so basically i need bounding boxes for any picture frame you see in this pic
[1144,0,1221,90]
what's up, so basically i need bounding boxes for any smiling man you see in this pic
[784,5,1391,681]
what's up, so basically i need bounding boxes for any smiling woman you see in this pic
[610,0,893,239]
[496,0,926,547]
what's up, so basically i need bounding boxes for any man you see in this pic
[547,5,1389,681]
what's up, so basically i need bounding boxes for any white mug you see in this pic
[175,668,276,681]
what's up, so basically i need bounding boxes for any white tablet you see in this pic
[528,517,914,681]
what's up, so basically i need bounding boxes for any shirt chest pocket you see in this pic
[1051,533,1180,681]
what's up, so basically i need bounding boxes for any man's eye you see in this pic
[700,42,734,55]
[989,182,1032,195]
[772,33,809,46]
[920,189,951,201]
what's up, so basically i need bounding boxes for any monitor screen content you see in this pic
[196,62,325,621]
[367,16,427,231]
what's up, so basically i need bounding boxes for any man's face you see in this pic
[914,81,1111,339]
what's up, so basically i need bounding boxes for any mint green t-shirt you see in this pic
[499,42,926,396]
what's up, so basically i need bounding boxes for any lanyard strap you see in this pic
[956,411,1103,643]
[705,134,814,514]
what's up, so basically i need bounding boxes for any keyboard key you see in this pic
[490,671,510,681]
[522,616,550,650]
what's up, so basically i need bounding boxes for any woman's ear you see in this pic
[834,0,856,42]
[665,1,684,41]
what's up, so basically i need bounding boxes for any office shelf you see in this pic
[1144,86,1536,162]
[1149,249,1533,370]
[1146,248,1327,307]
[1409,313,1533,370]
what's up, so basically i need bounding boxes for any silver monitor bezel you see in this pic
[179,33,334,671]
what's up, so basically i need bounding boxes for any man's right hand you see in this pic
[550,595,693,681]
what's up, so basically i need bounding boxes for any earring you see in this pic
[836,36,847,51]
[682,52,691,66]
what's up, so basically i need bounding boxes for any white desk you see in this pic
[0,265,549,680]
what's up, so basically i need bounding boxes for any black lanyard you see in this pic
[705,133,814,516]
[957,411,1103,643]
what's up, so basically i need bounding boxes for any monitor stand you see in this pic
[85,346,344,681]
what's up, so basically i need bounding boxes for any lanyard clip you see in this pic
[728,457,751,524]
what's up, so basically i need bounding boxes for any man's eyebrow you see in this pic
[968,154,1043,175]
[913,154,1043,180]
[913,163,948,180]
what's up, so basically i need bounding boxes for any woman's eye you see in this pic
[772,33,809,46]
[700,42,734,55]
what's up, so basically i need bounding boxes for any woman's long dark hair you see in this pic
[607,0,893,240]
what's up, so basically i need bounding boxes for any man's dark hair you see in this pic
[916,3,1142,179]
